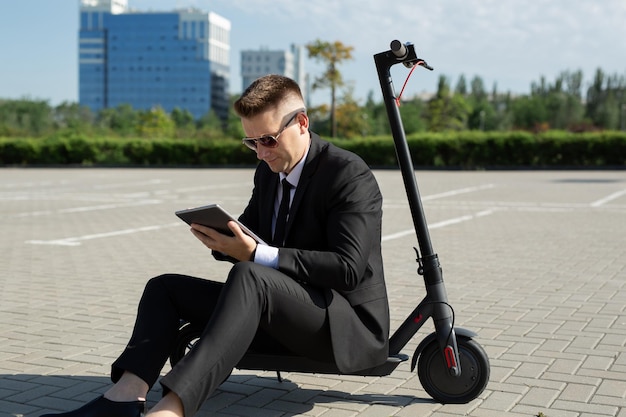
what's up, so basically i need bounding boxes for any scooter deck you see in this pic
[236,353,409,377]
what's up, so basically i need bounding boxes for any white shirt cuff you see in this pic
[253,244,279,269]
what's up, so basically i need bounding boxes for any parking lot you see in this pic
[1,167,625,416]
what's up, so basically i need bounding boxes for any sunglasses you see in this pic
[242,109,305,151]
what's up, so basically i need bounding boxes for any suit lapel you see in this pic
[284,133,327,241]
[259,173,279,242]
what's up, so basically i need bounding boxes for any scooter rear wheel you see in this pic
[169,321,235,385]
[169,321,201,367]
[417,335,489,404]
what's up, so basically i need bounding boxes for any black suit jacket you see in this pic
[238,132,389,373]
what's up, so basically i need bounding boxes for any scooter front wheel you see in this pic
[417,335,489,404]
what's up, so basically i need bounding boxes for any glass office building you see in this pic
[241,44,308,105]
[79,0,230,120]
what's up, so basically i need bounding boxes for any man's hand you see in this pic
[190,221,257,262]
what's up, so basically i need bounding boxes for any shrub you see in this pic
[1,131,625,168]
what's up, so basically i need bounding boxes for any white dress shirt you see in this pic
[253,143,310,268]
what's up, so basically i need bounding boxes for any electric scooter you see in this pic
[170,40,490,404]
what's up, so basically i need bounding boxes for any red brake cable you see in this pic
[395,61,424,107]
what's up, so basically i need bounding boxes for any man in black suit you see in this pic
[41,75,389,417]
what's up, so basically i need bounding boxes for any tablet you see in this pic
[175,204,267,245]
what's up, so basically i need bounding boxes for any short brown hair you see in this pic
[234,74,303,118]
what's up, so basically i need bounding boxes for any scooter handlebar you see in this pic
[389,40,434,70]
[390,39,408,59]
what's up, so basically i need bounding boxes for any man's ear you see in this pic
[298,112,310,132]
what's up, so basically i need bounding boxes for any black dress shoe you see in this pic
[39,395,145,417]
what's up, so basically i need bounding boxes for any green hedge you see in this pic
[1,131,625,168]
[0,136,258,166]
[334,131,626,168]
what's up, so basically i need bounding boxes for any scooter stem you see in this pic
[373,42,436,264]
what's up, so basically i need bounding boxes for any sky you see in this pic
[1,0,625,107]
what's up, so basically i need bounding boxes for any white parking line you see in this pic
[422,184,495,201]
[23,184,495,247]
[382,209,496,242]
[26,222,182,246]
[590,189,626,207]
[15,200,162,218]
[27,209,495,246]
[93,179,170,189]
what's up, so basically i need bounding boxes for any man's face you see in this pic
[241,107,309,174]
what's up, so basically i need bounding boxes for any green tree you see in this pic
[196,109,225,139]
[53,101,94,133]
[398,97,426,134]
[425,75,470,131]
[586,68,606,128]
[224,95,246,139]
[491,89,515,131]
[518,71,586,130]
[586,69,625,129]
[559,70,585,129]
[465,76,496,130]
[306,39,354,138]
[470,76,487,101]
[171,107,195,138]
[362,90,390,135]
[455,75,468,96]
[97,104,139,136]
[171,107,194,128]
[510,95,548,130]
[136,107,175,138]
[335,87,369,138]
[0,98,52,136]
[307,104,331,137]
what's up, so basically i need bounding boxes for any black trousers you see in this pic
[111,262,334,416]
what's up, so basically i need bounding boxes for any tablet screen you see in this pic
[175,204,267,245]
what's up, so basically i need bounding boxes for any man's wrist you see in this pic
[253,244,279,269]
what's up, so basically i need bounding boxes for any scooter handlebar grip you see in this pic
[390,40,407,58]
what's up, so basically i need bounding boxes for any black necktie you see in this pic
[272,178,292,246]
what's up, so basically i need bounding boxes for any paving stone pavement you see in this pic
[1,167,625,417]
